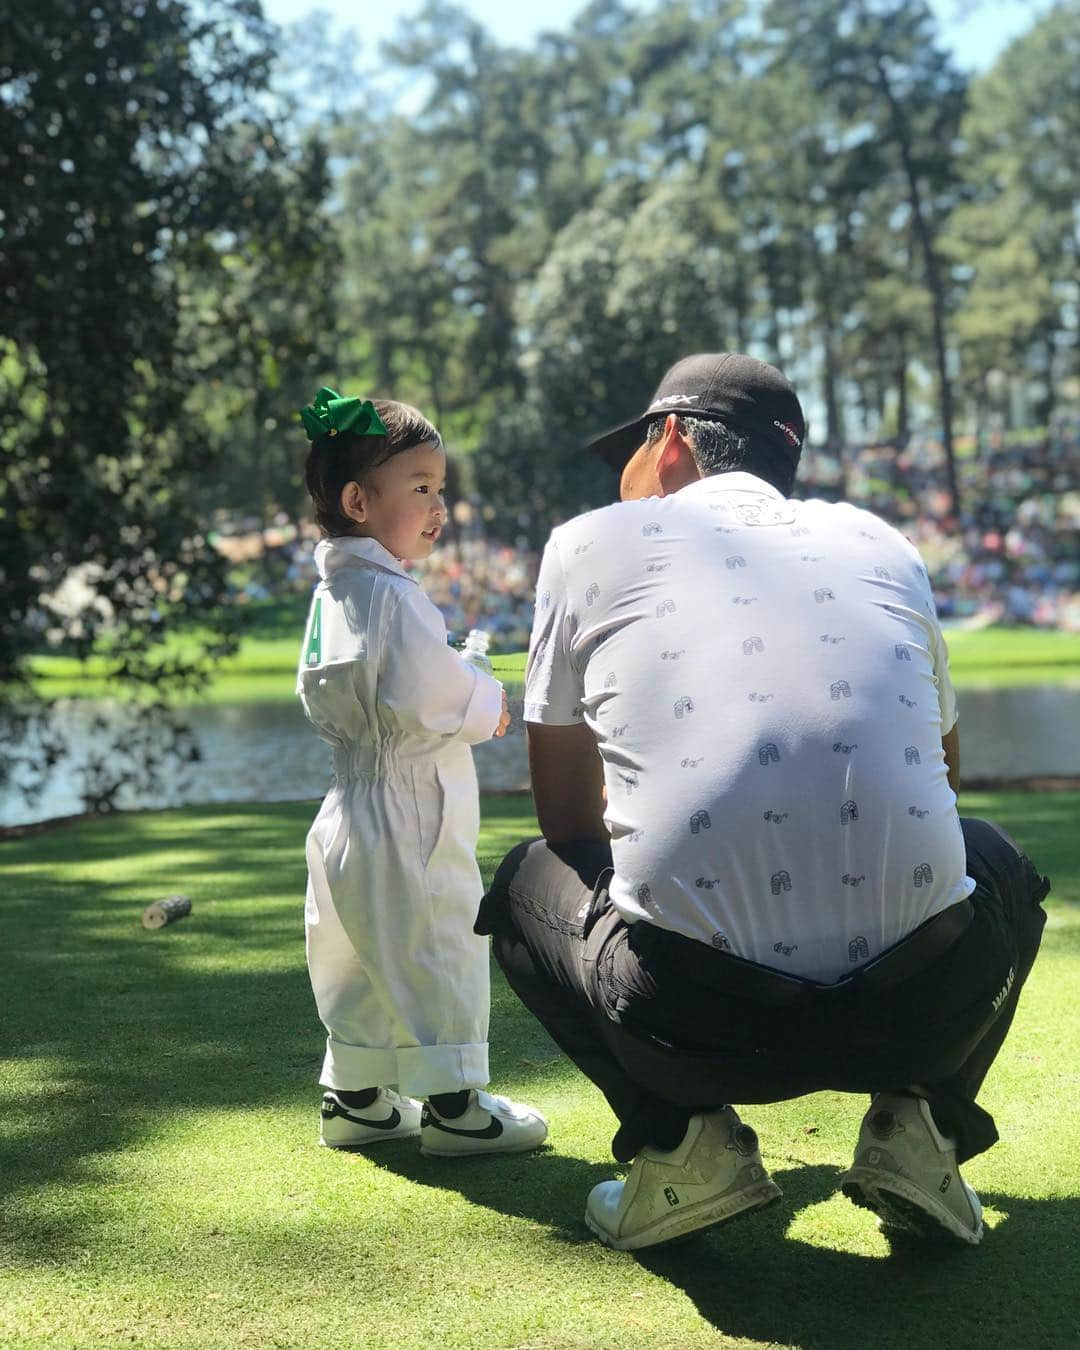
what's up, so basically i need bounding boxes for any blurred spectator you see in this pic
[227,419,1080,638]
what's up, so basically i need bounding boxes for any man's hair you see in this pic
[645,414,796,495]
[304,399,441,536]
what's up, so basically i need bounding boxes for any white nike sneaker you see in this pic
[319,1088,422,1148]
[419,1090,549,1157]
[585,1107,782,1251]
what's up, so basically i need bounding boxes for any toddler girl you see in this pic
[297,387,547,1155]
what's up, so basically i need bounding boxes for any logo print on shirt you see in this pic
[908,806,930,818]
[905,746,921,765]
[802,554,824,562]
[758,742,780,765]
[840,800,860,824]
[763,810,789,823]
[833,742,858,754]
[574,541,594,555]
[848,936,870,962]
[661,649,685,660]
[899,695,917,708]
[695,876,722,890]
[749,691,774,702]
[618,771,639,794]
[790,526,811,537]
[604,672,617,688]
[726,555,747,569]
[624,830,644,843]
[540,591,551,609]
[895,644,911,661]
[859,530,879,540]
[673,697,695,719]
[656,599,676,617]
[742,636,765,655]
[642,523,662,537]
[820,634,845,645]
[585,583,600,606]
[610,723,629,738]
[681,756,703,768]
[814,588,836,603]
[646,562,670,573]
[842,874,866,887]
[689,810,712,835]
[830,680,852,700]
[773,940,798,956]
[913,863,934,887]
[770,871,792,894]
[712,932,732,951]
[636,883,652,904]
[874,566,892,580]
[732,596,757,606]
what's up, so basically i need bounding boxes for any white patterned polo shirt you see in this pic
[524,471,974,982]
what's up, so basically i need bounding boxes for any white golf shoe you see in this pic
[319,1088,422,1148]
[585,1106,782,1251]
[840,1092,984,1245]
[419,1090,549,1157]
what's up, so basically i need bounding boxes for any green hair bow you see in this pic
[299,387,388,441]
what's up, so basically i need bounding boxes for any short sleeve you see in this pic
[524,534,583,724]
[381,586,503,744]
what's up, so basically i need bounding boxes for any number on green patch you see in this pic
[304,597,323,666]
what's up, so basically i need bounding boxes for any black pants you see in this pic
[477,818,1048,1164]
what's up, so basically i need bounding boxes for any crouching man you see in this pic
[477,353,1049,1250]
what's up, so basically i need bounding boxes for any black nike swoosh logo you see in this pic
[322,1099,402,1131]
[421,1109,504,1140]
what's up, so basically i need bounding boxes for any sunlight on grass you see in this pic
[1,794,1078,1348]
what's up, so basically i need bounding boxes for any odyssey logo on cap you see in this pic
[587,352,806,472]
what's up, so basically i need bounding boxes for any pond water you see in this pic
[2,685,1078,828]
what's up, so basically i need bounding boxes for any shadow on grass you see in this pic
[363,1141,614,1245]
[0,801,565,1267]
[636,1167,1079,1348]
[2,797,1076,1349]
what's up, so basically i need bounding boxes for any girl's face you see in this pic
[340,441,447,560]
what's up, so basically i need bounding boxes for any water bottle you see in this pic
[460,628,494,675]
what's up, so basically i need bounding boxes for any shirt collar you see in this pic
[677,470,785,502]
[314,535,417,583]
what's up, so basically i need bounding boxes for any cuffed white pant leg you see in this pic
[306,873,401,1090]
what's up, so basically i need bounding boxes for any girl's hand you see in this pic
[494,687,511,738]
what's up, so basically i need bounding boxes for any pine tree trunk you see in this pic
[871,52,960,516]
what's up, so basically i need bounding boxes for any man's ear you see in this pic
[340,480,367,525]
[655,415,702,495]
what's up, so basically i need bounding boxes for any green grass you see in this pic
[27,615,1080,703]
[2,792,1078,1348]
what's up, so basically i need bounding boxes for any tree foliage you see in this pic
[2,0,1075,815]
[0,0,332,807]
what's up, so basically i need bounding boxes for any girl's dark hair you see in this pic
[304,399,442,536]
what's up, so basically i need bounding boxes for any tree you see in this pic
[765,0,969,512]
[0,0,324,809]
[945,2,1080,424]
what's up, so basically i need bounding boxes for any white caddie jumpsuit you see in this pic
[297,535,503,1097]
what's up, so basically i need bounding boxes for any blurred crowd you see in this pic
[223,419,1079,641]
[798,415,1078,630]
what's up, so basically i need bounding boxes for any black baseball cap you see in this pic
[587,352,806,472]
